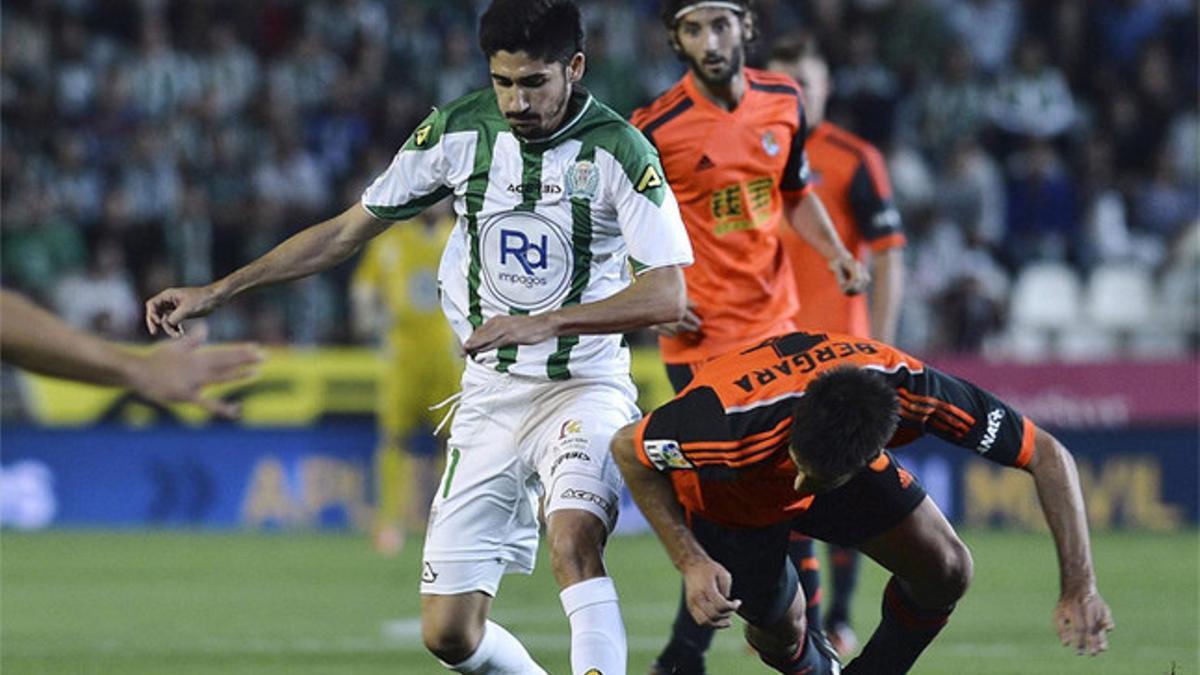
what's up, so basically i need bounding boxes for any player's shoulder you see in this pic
[630,78,692,130]
[426,88,505,135]
[817,122,880,157]
[746,68,802,98]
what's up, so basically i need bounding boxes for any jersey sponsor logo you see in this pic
[421,561,439,583]
[635,164,664,193]
[565,160,600,200]
[643,439,692,470]
[479,211,573,311]
[413,124,433,147]
[506,182,563,195]
[976,408,1005,454]
[550,451,592,476]
[559,419,584,437]
[711,176,774,235]
[762,130,781,157]
[560,487,616,518]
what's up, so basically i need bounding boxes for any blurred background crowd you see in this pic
[2,0,1197,358]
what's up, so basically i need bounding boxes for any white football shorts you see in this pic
[419,360,639,596]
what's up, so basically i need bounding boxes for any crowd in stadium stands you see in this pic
[2,0,1197,358]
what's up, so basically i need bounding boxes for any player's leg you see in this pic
[687,515,838,675]
[652,362,718,675]
[787,532,823,632]
[825,544,861,657]
[533,379,640,675]
[419,369,547,673]
[372,359,409,555]
[846,497,972,675]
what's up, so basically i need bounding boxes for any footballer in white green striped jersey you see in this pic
[145,3,691,674]
[362,80,693,379]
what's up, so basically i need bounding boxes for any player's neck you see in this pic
[690,69,746,111]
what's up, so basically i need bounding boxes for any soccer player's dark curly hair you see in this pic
[479,0,584,65]
[790,367,900,479]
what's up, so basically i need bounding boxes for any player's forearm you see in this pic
[213,205,389,303]
[1027,429,1098,596]
[0,290,139,387]
[868,248,905,344]
[786,192,854,263]
[611,432,709,571]
[545,265,686,336]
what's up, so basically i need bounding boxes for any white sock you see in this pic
[559,576,626,675]
[443,620,547,675]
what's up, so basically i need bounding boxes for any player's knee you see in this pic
[934,538,973,603]
[421,614,482,665]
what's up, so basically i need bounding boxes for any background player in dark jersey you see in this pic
[768,34,908,657]
[612,332,1114,674]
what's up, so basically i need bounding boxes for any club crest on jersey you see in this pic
[762,131,781,157]
[565,160,600,200]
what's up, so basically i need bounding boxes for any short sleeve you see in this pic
[847,148,905,252]
[599,137,693,274]
[780,99,812,194]
[361,108,455,221]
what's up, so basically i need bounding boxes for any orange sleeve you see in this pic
[1013,417,1037,469]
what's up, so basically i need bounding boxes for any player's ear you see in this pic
[566,52,586,83]
[743,14,756,43]
[666,30,683,57]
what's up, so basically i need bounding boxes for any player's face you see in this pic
[489,50,585,140]
[789,452,858,497]
[769,55,830,124]
[673,8,747,87]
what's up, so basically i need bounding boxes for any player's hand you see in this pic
[1054,589,1114,656]
[681,556,741,629]
[829,254,870,296]
[127,329,263,419]
[463,314,555,356]
[651,299,702,337]
[145,285,224,338]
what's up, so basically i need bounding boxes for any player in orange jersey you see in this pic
[612,331,1114,674]
[630,3,867,671]
[631,0,868,390]
[768,35,908,656]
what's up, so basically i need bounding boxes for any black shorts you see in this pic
[689,451,926,624]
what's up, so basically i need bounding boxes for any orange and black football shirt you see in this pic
[780,121,905,338]
[633,331,1037,529]
[632,69,814,364]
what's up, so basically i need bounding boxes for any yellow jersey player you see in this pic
[351,201,462,555]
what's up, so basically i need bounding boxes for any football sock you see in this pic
[656,585,715,674]
[755,627,839,675]
[443,620,547,674]
[843,577,953,675]
[560,576,626,675]
[788,533,823,632]
[826,545,860,627]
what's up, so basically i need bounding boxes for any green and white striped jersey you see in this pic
[361,87,693,380]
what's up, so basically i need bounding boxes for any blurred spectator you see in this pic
[832,24,900,146]
[1134,147,1200,243]
[938,137,1006,248]
[911,41,988,160]
[987,37,1076,146]
[941,0,1021,75]
[52,237,141,340]
[1002,141,1081,268]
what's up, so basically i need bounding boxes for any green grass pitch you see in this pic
[2,529,1195,674]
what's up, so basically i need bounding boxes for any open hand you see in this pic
[129,329,263,419]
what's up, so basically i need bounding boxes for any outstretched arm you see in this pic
[2,290,260,418]
[610,423,741,628]
[147,204,390,337]
[462,265,687,356]
[784,191,870,295]
[1023,427,1114,655]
